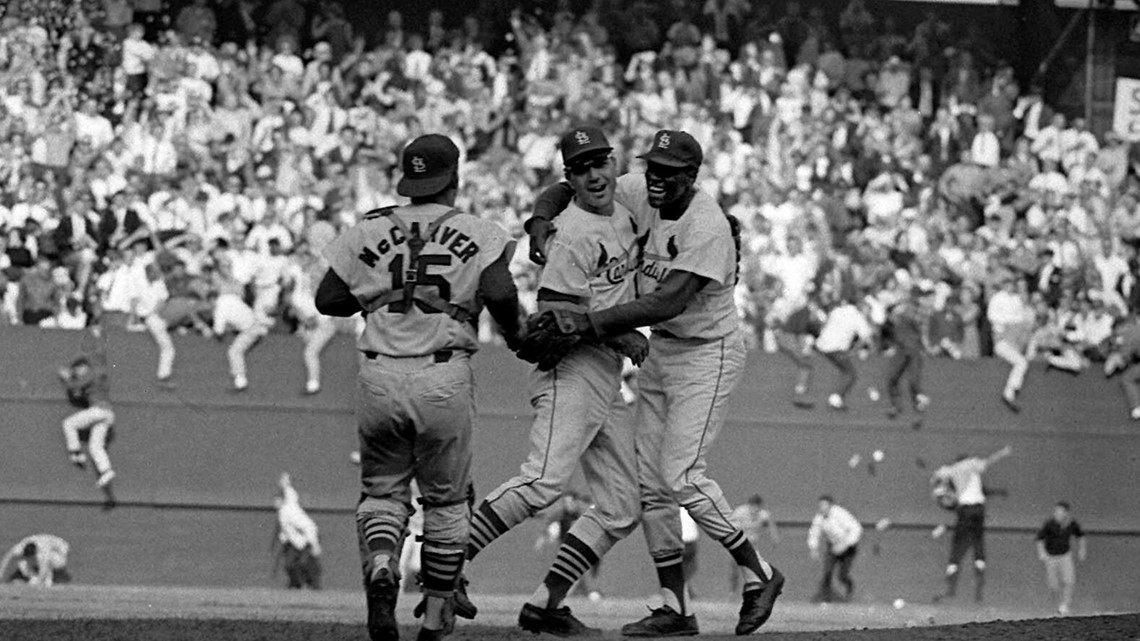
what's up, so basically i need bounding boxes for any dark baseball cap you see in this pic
[638,130,703,169]
[397,134,459,198]
[560,125,612,169]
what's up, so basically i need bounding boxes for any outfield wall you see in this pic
[0,326,1137,611]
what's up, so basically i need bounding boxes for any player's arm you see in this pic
[806,515,822,559]
[585,270,709,339]
[524,182,575,264]
[314,268,363,317]
[480,247,525,349]
[985,445,1012,467]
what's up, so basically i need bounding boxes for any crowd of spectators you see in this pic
[1,0,1138,394]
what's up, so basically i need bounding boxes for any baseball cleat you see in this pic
[1000,394,1021,414]
[518,603,601,637]
[304,380,321,395]
[96,469,116,488]
[231,375,249,392]
[620,606,698,637]
[367,555,401,641]
[69,451,88,469]
[735,566,785,635]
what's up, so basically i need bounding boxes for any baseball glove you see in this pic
[605,331,649,366]
[516,309,590,371]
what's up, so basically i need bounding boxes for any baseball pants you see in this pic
[475,343,640,559]
[354,353,474,592]
[62,405,115,474]
[637,328,747,560]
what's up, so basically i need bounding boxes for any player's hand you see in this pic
[527,219,555,265]
[605,331,649,366]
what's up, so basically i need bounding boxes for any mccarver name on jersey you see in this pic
[356,221,481,267]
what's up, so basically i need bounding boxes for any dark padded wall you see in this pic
[1,326,1137,610]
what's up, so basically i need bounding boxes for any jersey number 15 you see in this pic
[387,253,452,313]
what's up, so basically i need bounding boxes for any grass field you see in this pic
[1,584,1137,641]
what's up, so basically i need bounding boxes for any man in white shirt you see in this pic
[814,299,875,410]
[932,446,1012,604]
[807,495,863,603]
[969,114,1001,168]
[274,473,322,589]
[986,279,1036,412]
[1030,113,1065,166]
[73,98,114,150]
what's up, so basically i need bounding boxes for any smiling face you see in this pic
[566,153,616,214]
[644,161,696,209]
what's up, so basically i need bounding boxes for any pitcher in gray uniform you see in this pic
[463,126,646,636]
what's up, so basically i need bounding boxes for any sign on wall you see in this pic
[1115,77,1140,141]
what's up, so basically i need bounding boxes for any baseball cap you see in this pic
[397,134,459,198]
[560,125,612,169]
[638,130,703,169]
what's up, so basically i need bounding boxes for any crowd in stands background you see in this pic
[1,0,1139,401]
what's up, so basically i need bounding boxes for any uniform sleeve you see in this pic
[807,515,822,552]
[474,220,513,273]
[1035,522,1048,541]
[321,228,360,287]
[1072,521,1084,538]
[670,227,736,286]
[538,235,591,301]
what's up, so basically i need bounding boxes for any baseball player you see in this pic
[0,534,71,585]
[59,325,117,504]
[464,126,646,637]
[527,130,784,637]
[931,445,1012,604]
[315,134,526,641]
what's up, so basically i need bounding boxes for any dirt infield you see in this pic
[1,585,1136,641]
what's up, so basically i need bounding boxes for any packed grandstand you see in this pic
[0,0,1136,384]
